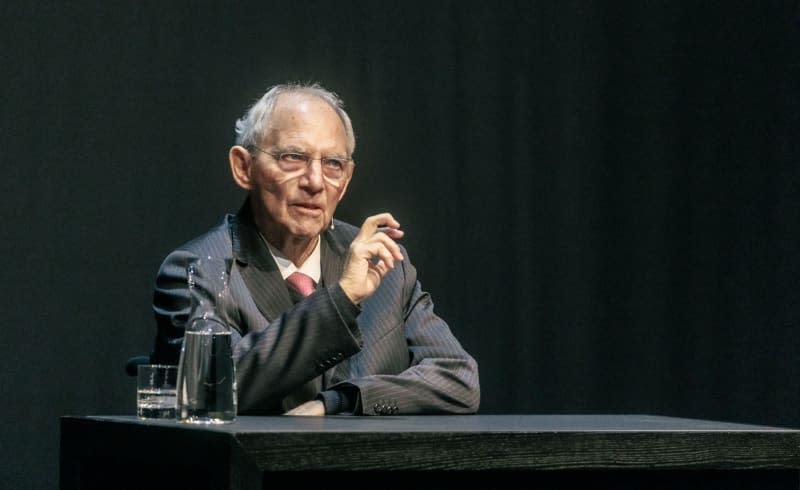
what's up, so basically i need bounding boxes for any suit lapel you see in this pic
[320,225,347,287]
[230,205,293,322]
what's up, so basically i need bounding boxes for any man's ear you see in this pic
[229,145,253,190]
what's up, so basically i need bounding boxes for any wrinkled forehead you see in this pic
[261,93,348,151]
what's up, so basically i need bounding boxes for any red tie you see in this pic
[286,271,316,297]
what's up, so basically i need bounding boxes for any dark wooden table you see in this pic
[60,414,800,489]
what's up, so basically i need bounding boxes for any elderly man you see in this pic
[151,83,480,415]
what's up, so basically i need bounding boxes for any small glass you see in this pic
[137,364,178,420]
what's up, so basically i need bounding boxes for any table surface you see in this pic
[77,413,799,433]
[61,412,800,489]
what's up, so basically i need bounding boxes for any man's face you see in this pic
[247,95,352,246]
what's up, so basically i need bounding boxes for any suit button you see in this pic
[374,401,391,415]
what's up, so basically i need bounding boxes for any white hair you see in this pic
[234,82,356,156]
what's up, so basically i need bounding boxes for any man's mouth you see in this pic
[292,202,323,213]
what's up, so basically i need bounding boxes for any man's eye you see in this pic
[323,158,345,169]
[281,153,307,163]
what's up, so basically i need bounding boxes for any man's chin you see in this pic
[287,218,327,239]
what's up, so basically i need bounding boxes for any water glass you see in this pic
[137,364,178,420]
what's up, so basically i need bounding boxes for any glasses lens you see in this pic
[278,153,307,172]
[322,159,345,180]
[270,152,349,183]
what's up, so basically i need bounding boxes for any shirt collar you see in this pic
[261,234,322,283]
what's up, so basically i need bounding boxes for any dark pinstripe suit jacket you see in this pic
[152,201,480,415]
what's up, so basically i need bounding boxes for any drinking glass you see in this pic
[137,364,177,420]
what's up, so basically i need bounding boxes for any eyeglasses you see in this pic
[250,146,353,183]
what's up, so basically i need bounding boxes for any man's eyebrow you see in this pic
[275,145,348,157]
[274,145,306,153]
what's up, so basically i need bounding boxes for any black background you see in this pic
[2,1,799,488]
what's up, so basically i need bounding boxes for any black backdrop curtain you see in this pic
[3,1,799,488]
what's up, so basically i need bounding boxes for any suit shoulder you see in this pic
[171,214,234,256]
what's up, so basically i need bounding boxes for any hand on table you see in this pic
[283,400,325,416]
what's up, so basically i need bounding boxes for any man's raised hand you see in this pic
[339,213,404,304]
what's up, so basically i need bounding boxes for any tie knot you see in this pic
[286,272,316,297]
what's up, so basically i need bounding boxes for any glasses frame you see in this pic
[249,145,354,182]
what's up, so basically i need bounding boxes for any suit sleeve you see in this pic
[327,254,481,415]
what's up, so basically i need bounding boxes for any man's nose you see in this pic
[298,158,325,190]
